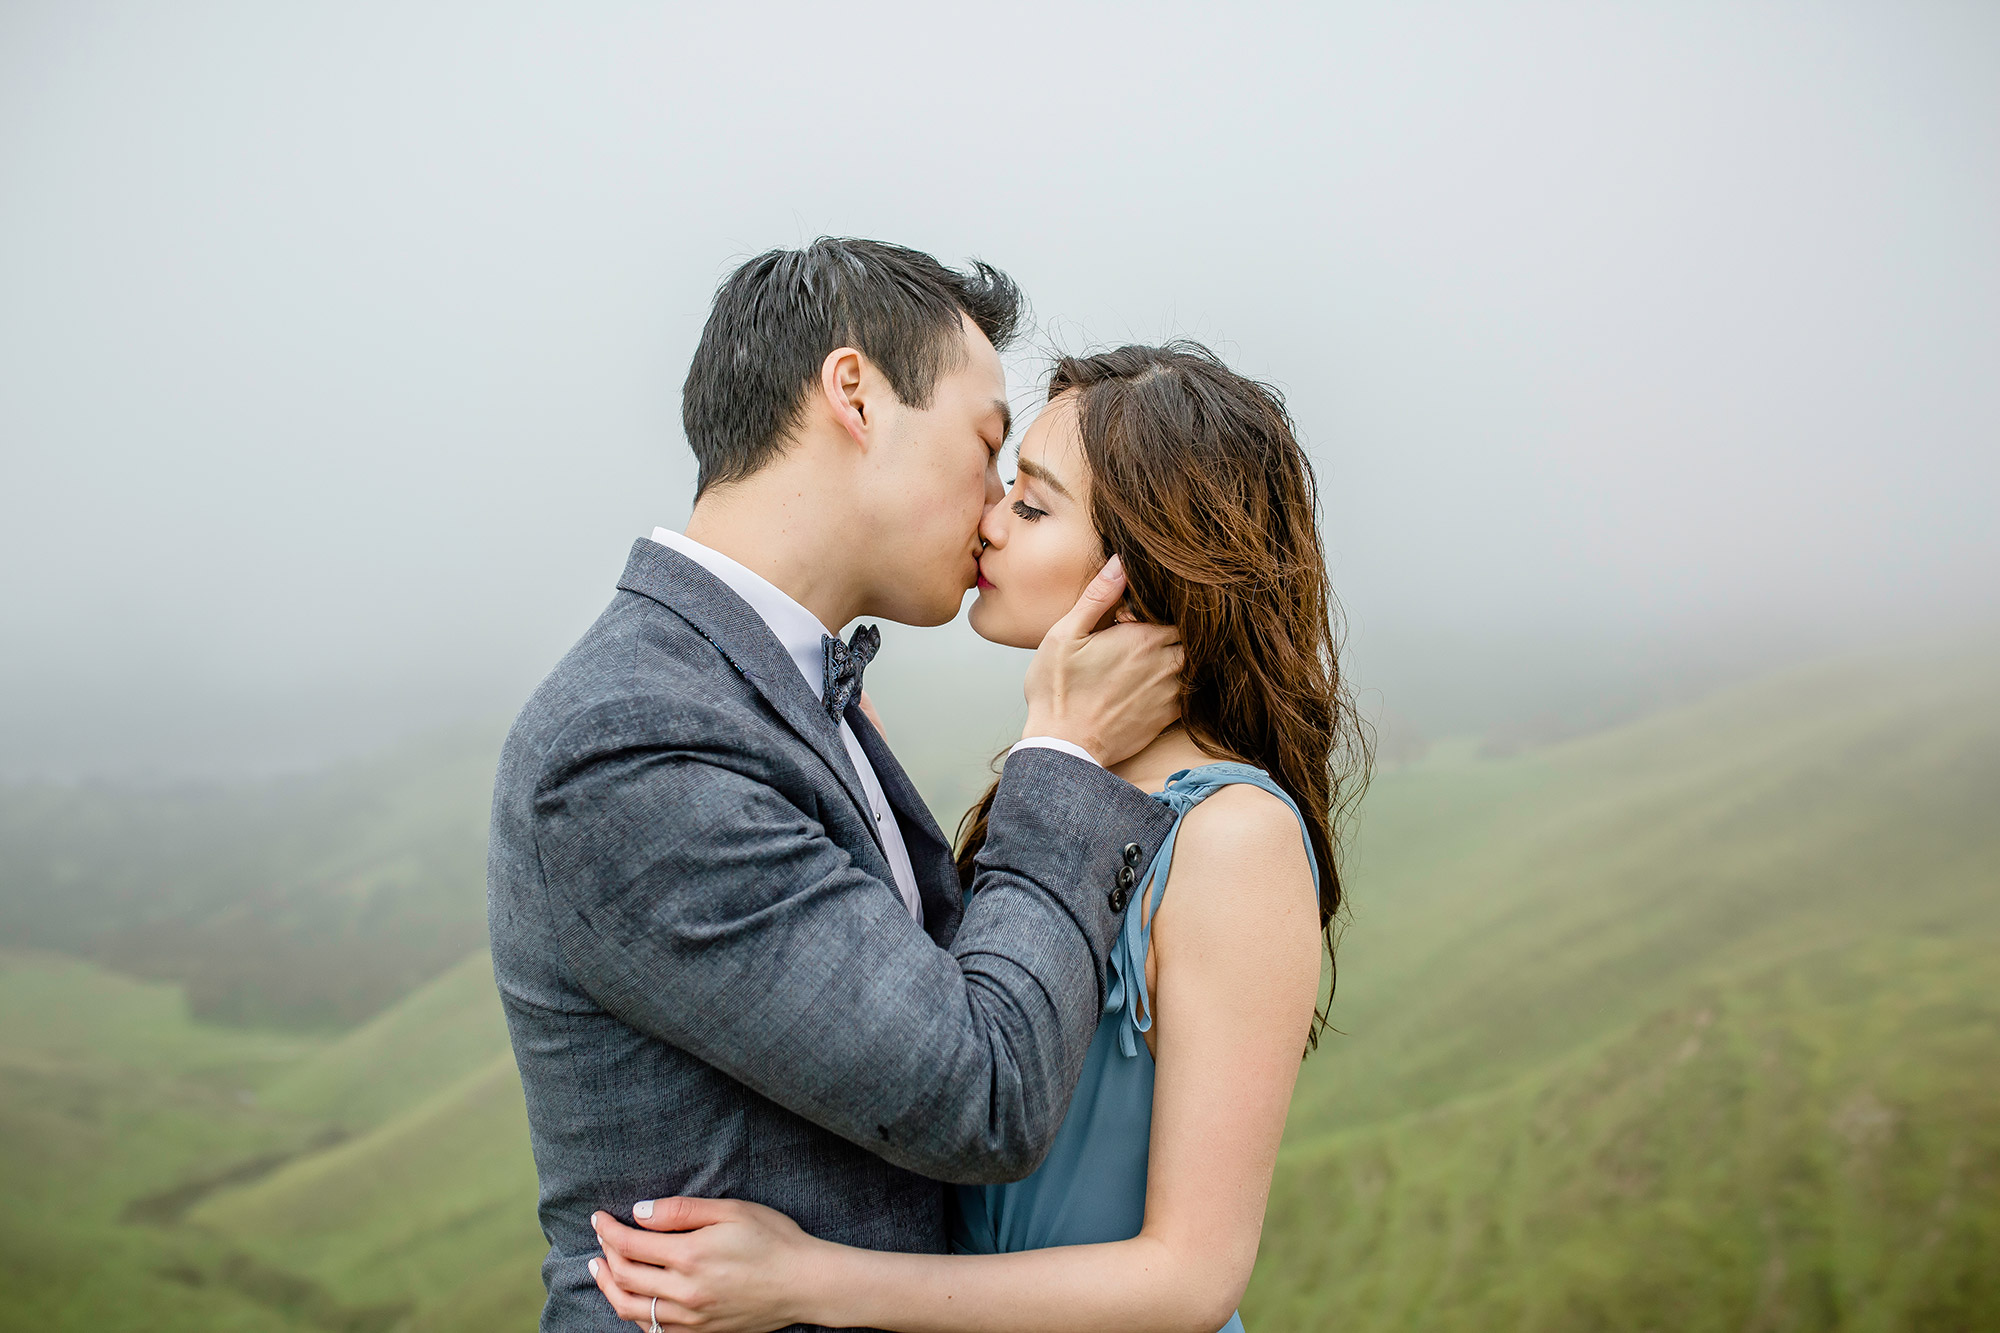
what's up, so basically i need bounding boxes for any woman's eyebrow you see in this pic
[1016,457,1074,500]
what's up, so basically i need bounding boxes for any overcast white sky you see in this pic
[4,0,1996,777]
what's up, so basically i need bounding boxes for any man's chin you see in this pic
[873,587,970,629]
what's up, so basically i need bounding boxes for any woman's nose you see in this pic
[977,502,1007,550]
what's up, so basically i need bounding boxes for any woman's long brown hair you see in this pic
[955,342,1371,1053]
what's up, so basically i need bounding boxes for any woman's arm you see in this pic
[591,784,1322,1333]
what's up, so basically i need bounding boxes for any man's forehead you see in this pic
[957,313,1006,385]
[940,316,1009,422]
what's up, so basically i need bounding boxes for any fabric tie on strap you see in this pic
[1107,763,1321,1059]
[821,624,880,719]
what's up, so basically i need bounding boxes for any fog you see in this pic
[3,0,1996,779]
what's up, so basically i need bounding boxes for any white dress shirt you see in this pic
[651,528,926,924]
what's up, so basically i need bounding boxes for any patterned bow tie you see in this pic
[821,624,880,720]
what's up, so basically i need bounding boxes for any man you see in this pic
[488,238,1182,1331]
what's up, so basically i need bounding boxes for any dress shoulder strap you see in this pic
[1104,763,1320,1057]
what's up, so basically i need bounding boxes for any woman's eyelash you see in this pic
[1011,499,1046,522]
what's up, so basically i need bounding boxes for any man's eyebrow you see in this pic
[1016,456,1074,500]
[991,398,1014,443]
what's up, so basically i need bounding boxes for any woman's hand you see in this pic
[588,1197,821,1332]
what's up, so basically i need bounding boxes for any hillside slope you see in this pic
[1290,649,1999,1134]
[1251,931,1998,1331]
[0,953,335,1333]
[7,648,1993,1331]
[0,949,533,1333]
[255,952,513,1131]
[188,955,544,1329]
[1248,648,2000,1329]
[0,722,502,1030]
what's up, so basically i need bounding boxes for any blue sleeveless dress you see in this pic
[951,762,1319,1333]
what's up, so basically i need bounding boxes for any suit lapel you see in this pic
[848,708,965,944]
[615,540,884,856]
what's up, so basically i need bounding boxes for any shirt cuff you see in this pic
[1008,736,1102,768]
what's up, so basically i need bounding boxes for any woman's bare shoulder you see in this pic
[1176,781,1307,858]
[1160,781,1315,921]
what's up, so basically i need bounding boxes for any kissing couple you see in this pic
[488,238,1368,1332]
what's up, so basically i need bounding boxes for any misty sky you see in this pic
[3,1,1996,778]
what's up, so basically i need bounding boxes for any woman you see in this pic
[588,342,1369,1332]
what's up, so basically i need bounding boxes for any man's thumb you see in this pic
[632,1196,731,1232]
[1052,555,1126,640]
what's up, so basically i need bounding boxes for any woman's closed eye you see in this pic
[1011,499,1046,522]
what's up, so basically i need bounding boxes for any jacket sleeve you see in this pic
[530,725,1177,1184]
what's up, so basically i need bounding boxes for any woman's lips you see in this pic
[976,573,994,590]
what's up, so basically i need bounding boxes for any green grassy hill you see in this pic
[0,953,337,1332]
[0,722,502,1030]
[186,953,544,1331]
[0,949,536,1333]
[2,648,1993,1331]
[1248,648,2000,1330]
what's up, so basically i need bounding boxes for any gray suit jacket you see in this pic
[488,540,1178,1332]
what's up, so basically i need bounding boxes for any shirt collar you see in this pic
[649,528,834,701]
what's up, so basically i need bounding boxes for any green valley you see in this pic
[1,648,1993,1330]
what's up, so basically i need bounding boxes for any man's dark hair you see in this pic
[681,237,1023,495]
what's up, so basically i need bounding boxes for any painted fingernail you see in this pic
[633,1199,654,1220]
[589,1258,600,1277]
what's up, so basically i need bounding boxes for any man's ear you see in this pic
[820,347,872,448]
